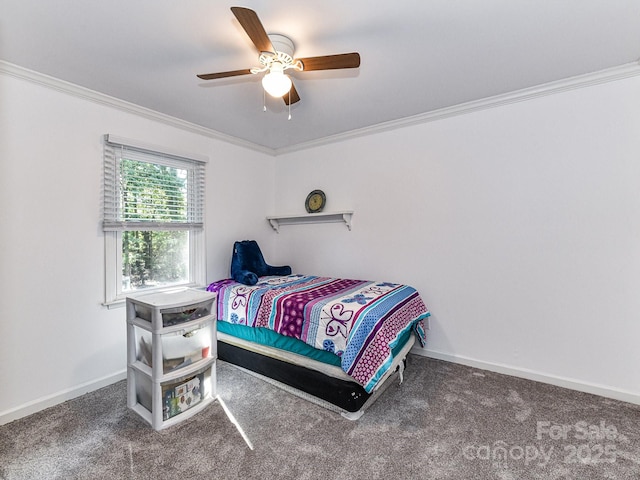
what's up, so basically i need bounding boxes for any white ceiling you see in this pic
[2,0,639,150]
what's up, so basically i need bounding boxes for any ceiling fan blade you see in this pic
[197,68,253,80]
[231,7,275,54]
[297,52,361,71]
[283,82,300,105]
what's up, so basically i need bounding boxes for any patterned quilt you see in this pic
[208,274,430,393]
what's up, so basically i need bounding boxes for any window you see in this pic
[103,135,206,305]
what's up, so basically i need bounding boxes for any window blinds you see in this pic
[103,135,206,231]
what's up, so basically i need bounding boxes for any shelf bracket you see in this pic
[268,218,280,233]
[342,212,352,231]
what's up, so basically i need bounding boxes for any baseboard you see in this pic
[0,370,127,426]
[411,347,640,406]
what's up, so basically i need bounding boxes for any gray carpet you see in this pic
[1,356,639,480]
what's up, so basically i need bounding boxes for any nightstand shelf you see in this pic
[266,211,353,233]
[126,288,217,430]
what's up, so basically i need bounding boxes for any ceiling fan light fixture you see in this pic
[261,62,292,97]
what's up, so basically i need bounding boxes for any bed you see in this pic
[207,274,430,419]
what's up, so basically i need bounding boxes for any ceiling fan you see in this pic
[197,7,361,105]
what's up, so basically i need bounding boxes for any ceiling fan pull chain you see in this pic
[288,99,291,120]
[263,89,266,112]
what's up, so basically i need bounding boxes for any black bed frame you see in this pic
[217,340,371,412]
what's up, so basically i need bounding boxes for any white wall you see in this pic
[0,71,275,422]
[273,74,640,403]
[2,66,638,423]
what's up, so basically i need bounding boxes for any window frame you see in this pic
[103,135,207,307]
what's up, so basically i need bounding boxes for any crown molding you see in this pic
[275,60,640,155]
[3,59,639,157]
[0,60,275,156]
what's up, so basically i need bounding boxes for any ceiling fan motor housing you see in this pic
[268,34,294,57]
[258,34,297,70]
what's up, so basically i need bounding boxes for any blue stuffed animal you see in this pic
[231,240,292,285]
